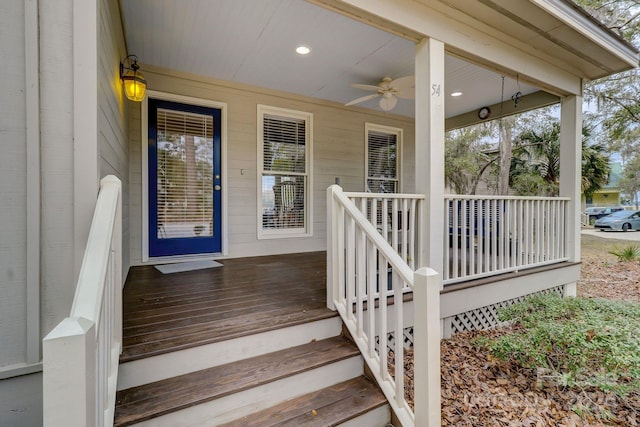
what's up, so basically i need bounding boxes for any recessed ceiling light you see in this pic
[296,46,311,55]
[450,91,463,97]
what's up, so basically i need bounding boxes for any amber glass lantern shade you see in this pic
[120,55,147,102]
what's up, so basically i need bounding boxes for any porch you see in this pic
[120,251,333,363]
[42,178,580,427]
[115,248,575,426]
[120,248,576,356]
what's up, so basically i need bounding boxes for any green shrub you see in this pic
[609,245,640,261]
[475,294,640,396]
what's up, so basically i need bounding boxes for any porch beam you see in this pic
[445,90,560,131]
[415,37,445,275]
[559,93,582,297]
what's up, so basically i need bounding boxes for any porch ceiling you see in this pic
[119,0,636,119]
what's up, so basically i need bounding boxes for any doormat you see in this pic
[155,260,223,274]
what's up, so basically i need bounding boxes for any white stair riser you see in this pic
[337,405,391,427]
[130,356,363,427]
[118,316,341,390]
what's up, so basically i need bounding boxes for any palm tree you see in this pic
[510,123,610,198]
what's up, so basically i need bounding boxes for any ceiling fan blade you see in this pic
[390,76,415,99]
[352,84,381,91]
[345,93,380,106]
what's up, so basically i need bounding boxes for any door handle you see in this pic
[214,185,221,191]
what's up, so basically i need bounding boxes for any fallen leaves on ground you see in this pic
[579,252,640,302]
[390,238,640,426]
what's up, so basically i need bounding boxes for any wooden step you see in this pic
[219,376,389,427]
[117,316,342,391]
[113,336,360,427]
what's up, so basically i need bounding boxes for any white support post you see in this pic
[327,185,338,310]
[559,93,582,299]
[415,37,445,274]
[43,317,97,427]
[413,267,442,427]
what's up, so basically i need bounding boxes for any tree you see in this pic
[509,121,610,198]
[510,122,561,196]
[444,125,495,194]
[619,154,640,208]
[573,0,640,192]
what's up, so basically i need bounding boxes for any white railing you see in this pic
[43,176,123,427]
[345,192,425,271]
[327,185,441,427]
[444,195,570,285]
[580,212,590,227]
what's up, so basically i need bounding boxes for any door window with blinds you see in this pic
[366,123,402,194]
[148,99,222,257]
[258,105,312,237]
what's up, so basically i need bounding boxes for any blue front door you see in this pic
[148,99,222,257]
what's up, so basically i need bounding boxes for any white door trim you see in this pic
[141,90,229,262]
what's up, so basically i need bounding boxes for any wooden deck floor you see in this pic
[121,251,336,362]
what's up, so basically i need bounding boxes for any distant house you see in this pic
[583,161,623,208]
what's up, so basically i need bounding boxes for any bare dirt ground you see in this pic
[435,233,640,426]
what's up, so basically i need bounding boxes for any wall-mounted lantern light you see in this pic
[120,55,147,102]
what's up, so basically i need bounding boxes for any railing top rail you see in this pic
[445,194,571,202]
[70,176,121,323]
[344,191,426,200]
[331,185,414,285]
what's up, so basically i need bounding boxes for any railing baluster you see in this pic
[443,198,450,281]
[409,199,416,270]
[441,195,570,285]
[378,252,388,382]
[401,198,408,264]
[356,227,366,337]
[393,270,404,408]
[469,199,475,276]
[367,240,377,359]
[452,199,459,279]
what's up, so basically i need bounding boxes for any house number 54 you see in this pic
[432,84,441,96]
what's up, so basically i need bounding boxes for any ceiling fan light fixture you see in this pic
[379,94,397,111]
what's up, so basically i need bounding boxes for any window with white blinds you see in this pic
[258,106,312,236]
[156,108,214,239]
[366,123,402,194]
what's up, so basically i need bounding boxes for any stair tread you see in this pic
[114,335,358,427]
[219,376,387,427]
[120,307,337,362]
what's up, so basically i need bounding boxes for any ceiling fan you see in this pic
[345,76,414,111]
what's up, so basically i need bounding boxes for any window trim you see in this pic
[257,104,313,239]
[364,122,403,193]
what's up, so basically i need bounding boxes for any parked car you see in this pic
[594,210,640,231]
[586,206,625,220]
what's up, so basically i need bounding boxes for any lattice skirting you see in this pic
[443,285,565,337]
[376,326,415,352]
[373,285,566,347]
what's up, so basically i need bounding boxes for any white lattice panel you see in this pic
[447,285,564,334]
[376,326,415,352]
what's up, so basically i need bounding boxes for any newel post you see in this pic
[326,185,339,310]
[413,267,442,426]
[43,317,96,427]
